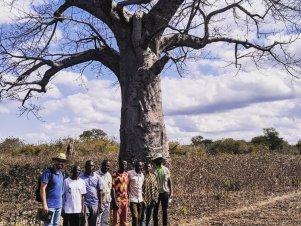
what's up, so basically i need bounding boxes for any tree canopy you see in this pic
[251,127,286,150]
[79,128,107,140]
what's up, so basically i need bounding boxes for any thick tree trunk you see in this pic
[118,48,169,163]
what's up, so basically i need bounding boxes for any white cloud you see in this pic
[0,0,43,24]
[162,68,299,116]
[51,71,88,87]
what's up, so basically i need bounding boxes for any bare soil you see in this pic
[177,190,301,225]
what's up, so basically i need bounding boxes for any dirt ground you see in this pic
[176,190,301,225]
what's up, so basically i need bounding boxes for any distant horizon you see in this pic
[1,125,299,146]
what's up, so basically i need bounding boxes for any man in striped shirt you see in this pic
[140,162,159,226]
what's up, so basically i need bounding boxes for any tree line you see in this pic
[174,128,301,155]
[1,127,301,156]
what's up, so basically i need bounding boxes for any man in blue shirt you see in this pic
[40,153,67,226]
[80,160,103,226]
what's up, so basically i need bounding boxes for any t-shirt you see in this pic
[128,170,144,203]
[41,168,64,208]
[112,172,128,203]
[80,172,103,207]
[154,165,171,193]
[96,170,112,203]
[62,177,86,213]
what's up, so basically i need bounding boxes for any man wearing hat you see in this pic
[40,153,67,226]
[152,153,173,226]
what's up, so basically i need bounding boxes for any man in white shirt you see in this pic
[62,165,86,226]
[128,161,144,226]
[95,160,112,226]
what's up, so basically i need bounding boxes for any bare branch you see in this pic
[1,47,120,106]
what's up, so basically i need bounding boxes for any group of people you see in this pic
[40,152,173,226]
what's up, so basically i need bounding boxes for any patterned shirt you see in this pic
[112,172,128,203]
[154,165,171,193]
[143,172,159,206]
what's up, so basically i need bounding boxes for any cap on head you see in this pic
[52,153,68,162]
[151,153,164,161]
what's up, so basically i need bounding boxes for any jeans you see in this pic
[140,202,155,226]
[153,192,169,226]
[97,202,110,226]
[130,202,143,226]
[113,202,128,226]
[44,208,62,226]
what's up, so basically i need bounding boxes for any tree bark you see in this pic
[118,44,169,163]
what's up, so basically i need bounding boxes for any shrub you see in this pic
[0,137,24,153]
[208,138,251,154]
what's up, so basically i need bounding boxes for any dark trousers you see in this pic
[81,205,98,226]
[130,202,143,226]
[153,192,169,226]
[63,213,81,226]
[140,202,155,226]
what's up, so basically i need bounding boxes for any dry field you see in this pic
[1,152,301,225]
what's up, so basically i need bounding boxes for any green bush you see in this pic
[208,138,251,154]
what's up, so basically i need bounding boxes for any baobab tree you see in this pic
[0,0,300,162]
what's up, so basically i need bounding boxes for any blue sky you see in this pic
[0,1,301,145]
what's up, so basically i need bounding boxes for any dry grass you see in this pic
[1,152,301,225]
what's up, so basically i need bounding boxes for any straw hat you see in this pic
[151,153,164,161]
[52,153,68,162]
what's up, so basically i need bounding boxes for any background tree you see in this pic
[191,135,204,146]
[79,128,107,141]
[251,127,286,151]
[0,0,300,162]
